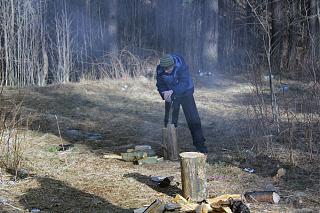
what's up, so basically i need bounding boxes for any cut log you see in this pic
[102,153,122,159]
[244,191,280,204]
[121,151,147,162]
[162,124,179,161]
[195,202,213,213]
[137,156,160,165]
[143,199,165,213]
[127,148,156,157]
[207,194,242,208]
[179,152,208,202]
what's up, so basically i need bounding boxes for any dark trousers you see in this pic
[164,95,205,146]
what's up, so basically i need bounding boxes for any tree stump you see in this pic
[162,124,179,161]
[179,152,207,202]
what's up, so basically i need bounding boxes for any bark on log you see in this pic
[179,152,207,202]
[244,191,280,204]
[143,199,165,213]
[162,124,179,161]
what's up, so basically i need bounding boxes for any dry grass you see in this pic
[0,75,319,212]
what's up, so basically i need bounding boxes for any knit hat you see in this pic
[160,54,175,68]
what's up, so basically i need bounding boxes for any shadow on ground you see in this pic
[19,177,133,213]
[6,81,320,202]
[123,172,182,197]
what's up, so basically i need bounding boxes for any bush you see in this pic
[0,88,26,179]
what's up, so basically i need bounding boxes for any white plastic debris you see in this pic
[150,176,166,183]
[31,208,41,212]
[0,198,8,205]
[243,167,255,173]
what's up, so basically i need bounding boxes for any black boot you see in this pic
[195,143,208,153]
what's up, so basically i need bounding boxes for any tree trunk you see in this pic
[310,0,319,82]
[107,0,118,55]
[271,0,283,75]
[201,0,219,73]
[280,1,289,76]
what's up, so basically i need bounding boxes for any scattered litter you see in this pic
[243,168,255,173]
[17,168,29,179]
[150,175,174,187]
[281,84,289,92]
[121,85,128,91]
[57,144,74,151]
[198,70,213,77]
[7,181,16,185]
[150,175,166,182]
[6,168,29,179]
[0,197,8,205]
[30,208,41,212]
[0,180,16,185]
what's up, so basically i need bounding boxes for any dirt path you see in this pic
[0,75,319,212]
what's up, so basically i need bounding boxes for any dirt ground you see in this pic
[0,74,319,213]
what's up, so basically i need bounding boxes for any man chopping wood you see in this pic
[156,53,208,153]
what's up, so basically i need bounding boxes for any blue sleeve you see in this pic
[156,66,168,99]
[173,66,192,96]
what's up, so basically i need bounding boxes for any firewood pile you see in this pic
[132,151,280,213]
[134,191,280,213]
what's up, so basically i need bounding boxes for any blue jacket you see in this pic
[156,54,194,99]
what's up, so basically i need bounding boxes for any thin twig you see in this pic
[55,115,64,150]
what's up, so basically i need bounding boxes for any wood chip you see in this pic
[102,154,122,159]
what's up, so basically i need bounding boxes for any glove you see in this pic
[165,97,171,102]
[163,90,173,102]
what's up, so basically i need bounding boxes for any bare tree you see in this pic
[54,6,73,83]
[0,0,46,86]
[247,0,279,132]
[201,0,219,72]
